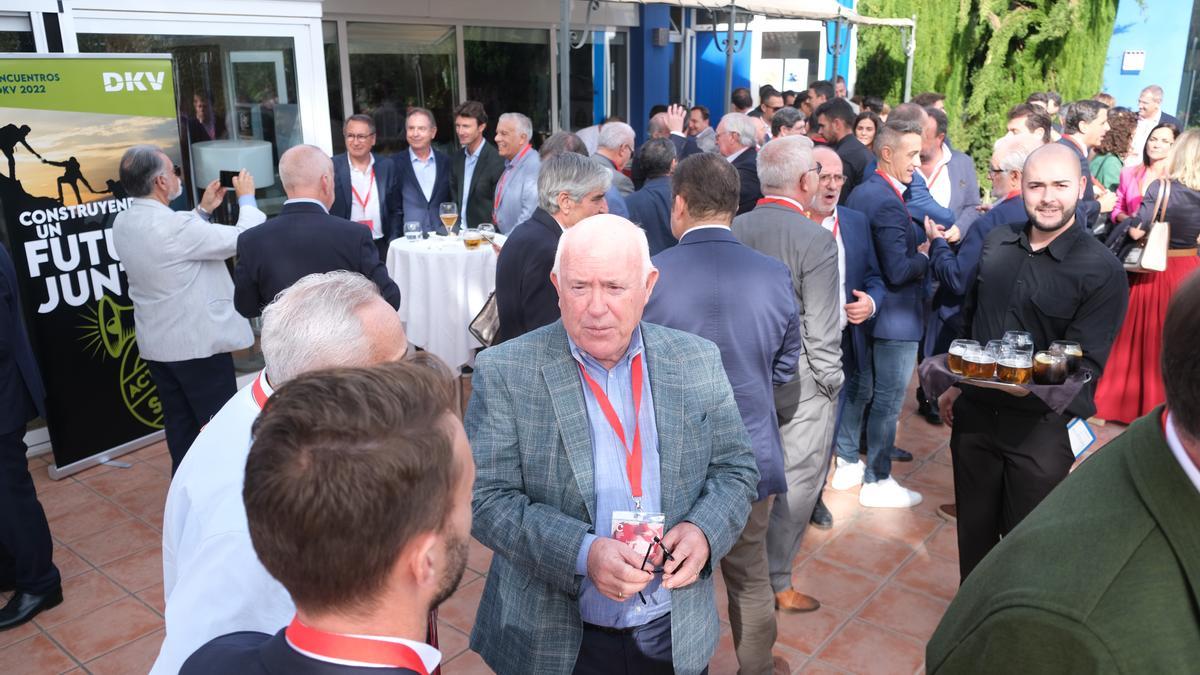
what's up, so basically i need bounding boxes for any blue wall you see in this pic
[1102,0,1193,115]
[824,0,855,82]
[630,5,673,143]
[694,27,752,123]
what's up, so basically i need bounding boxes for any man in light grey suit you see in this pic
[492,112,541,233]
[594,121,636,197]
[112,145,264,472]
[466,215,758,675]
[732,135,844,614]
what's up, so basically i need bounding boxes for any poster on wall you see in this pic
[0,53,181,475]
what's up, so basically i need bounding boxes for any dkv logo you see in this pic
[102,71,166,92]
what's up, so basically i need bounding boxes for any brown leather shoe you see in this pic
[938,503,957,522]
[774,588,820,613]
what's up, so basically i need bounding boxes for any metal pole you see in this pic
[903,16,916,102]
[559,0,571,131]
[830,19,840,84]
[724,3,737,111]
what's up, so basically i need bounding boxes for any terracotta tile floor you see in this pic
[3,375,1127,674]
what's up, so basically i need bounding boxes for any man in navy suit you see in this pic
[234,145,401,318]
[716,112,762,215]
[1058,99,1113,227]
[395,107,452,235]
[626,138,677,255]
[644,153,800,674]
[494,152,611,344]
[330,114,403,261]
[0,243,61,630]
[182,359,470,675]
[843,119,929,509]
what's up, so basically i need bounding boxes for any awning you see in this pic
[609,0,914,27]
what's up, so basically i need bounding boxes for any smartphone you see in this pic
[219,170,239,189]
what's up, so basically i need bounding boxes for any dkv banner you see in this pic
[0,54,182,473]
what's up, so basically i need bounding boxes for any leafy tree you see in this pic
[855,0,1119,184]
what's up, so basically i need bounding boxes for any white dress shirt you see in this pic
[112,197,265,363]
[153,372,293,675]
[1128,112,1163,168]
[410,148,436,201]
[818,210,848,329]
[1165,412,1200,495]
[919,142,954,208]
[348,155,383,240]
[726,146,750,164]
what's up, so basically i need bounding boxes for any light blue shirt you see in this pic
[461,141,483,225]
[409,148,437,201]
[568,326,671,628]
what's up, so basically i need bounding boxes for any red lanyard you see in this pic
[351,166,375,211]
[285,617,429,673]
[251,372,269,410]
[874,170,913,221]
[577,353,645,502]
[493,144,532,214]
[1004,189,1021,201]
[756,196,804,213]
[924,162,946,189]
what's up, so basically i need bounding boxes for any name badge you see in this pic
[356,219,375,230]
[1067,417,1096,458]
[611,510,665,557]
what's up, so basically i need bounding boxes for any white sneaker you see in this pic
[858,477,924,508]
[831,458,865,491]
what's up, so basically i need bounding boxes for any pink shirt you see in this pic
[1112,164,1152,223]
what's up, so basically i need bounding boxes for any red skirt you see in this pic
[1094,254,1200,423]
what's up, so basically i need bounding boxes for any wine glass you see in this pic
[439,202,459,236]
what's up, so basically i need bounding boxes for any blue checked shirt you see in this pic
[568,326,671,628]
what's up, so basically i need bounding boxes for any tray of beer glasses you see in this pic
[920,337,1092,416]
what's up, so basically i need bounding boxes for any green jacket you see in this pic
[927,408,1200,672]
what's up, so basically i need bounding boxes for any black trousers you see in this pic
[146,353,237,474]
[0,427,60,594]
[950,394,1075,581]
[573,613,703,675]
[374,236,390,263]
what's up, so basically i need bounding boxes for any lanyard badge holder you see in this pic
[577,354,666,560]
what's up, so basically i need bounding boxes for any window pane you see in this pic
[464,26,551,146]
[0,30,35,52]
[761,31,821,89]
[347,23,457,154]
[77,33,303,215]
[324,21,345,154]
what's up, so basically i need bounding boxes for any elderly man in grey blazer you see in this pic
[732,134,844,614]
[492,112,541,233]
[466,215,758,675]
[112,145,264,472]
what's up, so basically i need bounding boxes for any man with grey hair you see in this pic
[733,134,844,613]
[112,144,262,472]
[152,270,410,675]
[1130,84,1182,166]
[233,144,400,319]
[494,152,610,343]
[595,120,636,197]
[770,106,807,138]
[542,130,628,218]
[716,112,763,214]
[493,112,541,233]
[468,214,758,675]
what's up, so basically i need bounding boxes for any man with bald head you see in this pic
[467,215,758,675]
[939,142,1128,580]
[233,144,401,318]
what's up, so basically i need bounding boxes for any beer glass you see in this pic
[439,202,459,236]
[947,339,978,375]
[962,344,996,380]
[404,221,422,241]
[996,350,1034,384]
[1051,340,1083,375]
[463,226,483,250]
[1033,350,1068,385]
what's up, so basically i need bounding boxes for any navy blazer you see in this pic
[669,133,703,160]
[847,173,928,342]
[181,629,422,675]
[1058,136,1100,225]
[925,194,1027,355]
[835,206,886,373]
[1,243,45,432]
[903,171,955,226]
[834,134,876,205]
[625,176,677,255]
[394,148,452,234]
[449,140,506,229]
[494,208,563,344]
[643,226,800,500]
[330,152,403,241]
[731,148,763,216]
[233,201,402,318]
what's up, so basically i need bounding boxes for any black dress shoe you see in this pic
[890,447,914,462]
[917,398,943,426]
[0,588,63,631]
[809,496,834,530]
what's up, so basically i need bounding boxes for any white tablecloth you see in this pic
[387,236,498,368]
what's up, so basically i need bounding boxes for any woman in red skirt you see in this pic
[1095,129,1200,423]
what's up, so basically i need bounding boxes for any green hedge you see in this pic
[855,0,1119,186]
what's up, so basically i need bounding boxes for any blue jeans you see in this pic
[863,339,919,483]
[834,363,872,466]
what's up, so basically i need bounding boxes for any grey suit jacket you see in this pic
[466,321,758,675]
[947,150,982,235]
[493,147,541,234]
[595,153,634,197]
[733,203,844,404]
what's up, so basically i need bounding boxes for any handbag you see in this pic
[1122,180,1171,273]
[469,292,500,348]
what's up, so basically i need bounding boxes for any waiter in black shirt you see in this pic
[935,142,1128,581]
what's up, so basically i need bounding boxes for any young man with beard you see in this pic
[938,142,1128,581]
[182,359,469,675]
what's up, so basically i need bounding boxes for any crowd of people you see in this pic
[1,71,1199,674]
